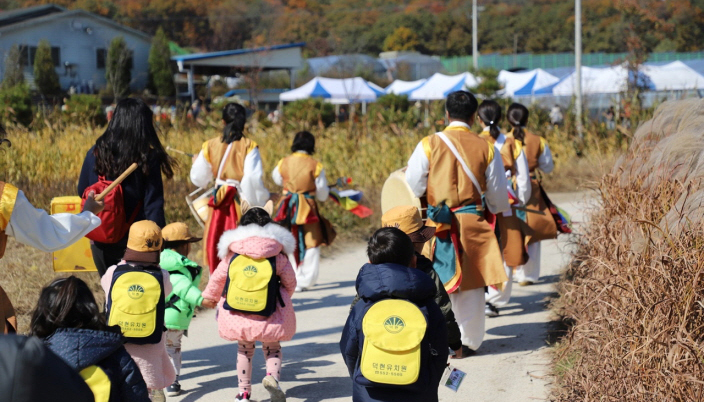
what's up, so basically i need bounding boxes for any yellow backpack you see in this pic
[223,254,281,316]
[359,299,428,386]
[79,365,111,402]
[106,264,165,344]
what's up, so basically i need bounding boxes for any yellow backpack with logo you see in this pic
[106,264,165,344]
[79,365,112,402]
[223,254,282,316]
[357,299,429,388]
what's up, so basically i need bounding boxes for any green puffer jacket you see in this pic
[160,249,204,330]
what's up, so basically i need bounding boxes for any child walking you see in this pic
[202,201,296,402]
[30,276,149,401]
[160,222,217,396]
[101,220,176,402]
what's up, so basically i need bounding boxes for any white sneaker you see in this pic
[235,391,251,402]
[262,375,286,402]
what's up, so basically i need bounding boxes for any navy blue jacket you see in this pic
[45,327,150,402]
[340,263,449,402]
[77,146,166,229]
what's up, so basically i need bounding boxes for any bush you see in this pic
[106,36,132,101]
[149,27,175,97]
[64,95,106,126]
[0,84,33,126]
[283,99,335,129]
[33,39,60,96]
[2,45,25,89]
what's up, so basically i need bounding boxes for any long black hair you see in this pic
[222,103,247,144]
[507,103,530,143]
[477,100,502,140]
[29,276,108,339]
[94,98,176,179]
[291,131,315,154]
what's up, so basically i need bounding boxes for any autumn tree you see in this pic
[106,36,132,101]
[148,27,175,97]
[2,45,25,89]
[383,27,420,52]
[33,39,60,96]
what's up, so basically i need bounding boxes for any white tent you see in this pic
[408,72,479,100]
[498,69,559,97]
[642,61,704,91]
[549,66,641,96]
[279,77,384,103]
[385,79,427,95]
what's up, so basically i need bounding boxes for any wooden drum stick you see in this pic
[95,163,138,201]
[166,146,194,158]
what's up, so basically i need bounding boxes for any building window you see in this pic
[96,48,106,69]
[19,45,60,67]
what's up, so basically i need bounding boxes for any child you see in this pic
[101,220,176,402]
[30,276,149,401]
[201,201,296,402]
[340,227,449,402]
[160,222,217,397]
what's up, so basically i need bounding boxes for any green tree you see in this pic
[2,44,25,89]
[469,68,503,99]
[383,27,420,51]
[33,39,60,96]
[106,36,132,101]
[148,27,175,97]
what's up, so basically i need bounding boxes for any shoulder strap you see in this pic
[436,132,482,194]
[216,143,234,182]
[495,133,506,153]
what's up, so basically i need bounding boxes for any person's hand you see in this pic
[82,191,105,215]
[451,347,464,359]
[201,299,218,309]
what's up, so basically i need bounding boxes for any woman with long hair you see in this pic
[78,98,177,276]
[476,100,531,316]
[190,102,269,273]
[272,131,333,291]
[506,103,555,286]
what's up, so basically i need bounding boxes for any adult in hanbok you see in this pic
[475,101,531,316]
[272,131,333,291]
[190,103,269,273]
[506,103,555,286]
[406,91,510,353]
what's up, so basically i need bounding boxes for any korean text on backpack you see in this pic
[355,299,432,391]
[223,254,282,317]
[81,177,141,244]
[106,264,165,345]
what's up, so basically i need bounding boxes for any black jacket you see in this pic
[340,263,449,402]
[45,327,150,402]
[0,335,94,402]
[350,253,462,351]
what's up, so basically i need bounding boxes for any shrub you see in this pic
[283,99,335,129]
[148,27,175,97]
[106,36,132,101]
[33,39,60,96]
[64,95,106,126]
[2,44,25,89]
[0,84,33,126]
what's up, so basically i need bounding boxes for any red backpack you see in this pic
[81,177,140,244]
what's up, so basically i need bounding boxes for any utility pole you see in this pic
[472,0,479,70]
[575,0,583,137]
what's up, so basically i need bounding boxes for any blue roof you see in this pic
[173,43,306,62]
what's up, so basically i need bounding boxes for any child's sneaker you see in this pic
[166,381,181,396]
[151,389,166,402]
[235,391,251,402]
[262,375,286,402]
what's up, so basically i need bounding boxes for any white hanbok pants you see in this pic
[449,288,486,351]
[293,247,321,290]
[515,242,541,283]
[485,262,514,307]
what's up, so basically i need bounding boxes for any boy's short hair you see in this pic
[445,90,478,121]
[367,227,415,266]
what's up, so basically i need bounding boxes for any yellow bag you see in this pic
[224,254,280,316]
[360,299,428,386]
[80,365,111,402]
[107,265,165,344]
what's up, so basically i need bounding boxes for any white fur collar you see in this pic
[217,223,296,259]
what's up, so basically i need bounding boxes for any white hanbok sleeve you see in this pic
[240,147,270,206]
[272,164,283,187]
[515,150,532,205]
[315,168,330,202]
[406,141,430,198]
[190,150,213,188]
[538,142,555,174]
[484,152,510,214]
[5,190,101,252]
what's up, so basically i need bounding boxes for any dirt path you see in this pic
[171,192,591,402]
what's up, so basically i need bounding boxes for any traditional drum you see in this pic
[186,187,213,228]
[381,168,427,218]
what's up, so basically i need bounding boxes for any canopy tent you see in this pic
[642,61,704,91]
[498,69,559,97]
[385,79,427,95]
[540,65,655,96]
[408,72,479,100]
[279,77,384,103]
